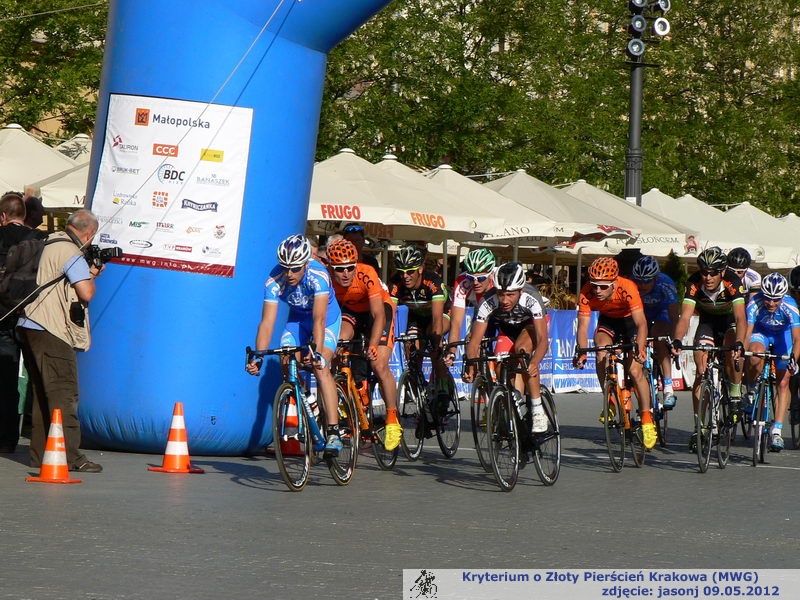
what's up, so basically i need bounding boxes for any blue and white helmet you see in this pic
[761,272,788,299]
[632,256,660,281]
[277,234,312,268]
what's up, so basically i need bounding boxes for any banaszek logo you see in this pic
[111,135,139,153]
[157,164,186,184]
[181,199,218,212]
[202,245,222,257]
[200,148,224,162]
[129,220,149,228]
[130,240,153,248]
[99,233,118,244]
[156,221,175,232]
[186,226,202,234]
[195,173,230,187]
[214,225,226,239]
[135,108,150,126]
[152,190,169,208]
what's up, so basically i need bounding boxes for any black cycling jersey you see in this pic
[389,269,449,317]
[683,271,745,317]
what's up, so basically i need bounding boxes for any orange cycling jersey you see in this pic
[332,263,390,313]
[578,276,643,319]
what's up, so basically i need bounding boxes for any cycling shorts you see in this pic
[596,314,638,344]
[341,302,395,348]
[750,329,793,371]
[694,313,735,346]
[281,313,341,353]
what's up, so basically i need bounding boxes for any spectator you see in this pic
[23,195,45,230]
[17,209,104,472]
[341,223,380,272]
[526,265,550,287]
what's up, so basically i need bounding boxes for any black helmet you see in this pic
[394,245,424,270]
[727,247,751,270]
[790,266,800,291]
[697,246,727,271]
[493,262,526,291]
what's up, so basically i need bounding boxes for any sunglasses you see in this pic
[284,265,304,273]
[333,264,356,273]
[397,267,420,274]
[591,282,613,291]
[343,225,364,234]
[700,269,721,277]
[466,274,490,283]
[763,296,783,303]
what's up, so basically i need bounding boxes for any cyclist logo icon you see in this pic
[410,569,438,598]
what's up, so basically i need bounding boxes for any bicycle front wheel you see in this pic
[368,381,398,471]
[272,383,312,492]
[433,371,461,458]
[752,383,769,466]
[629,421,645,468]
[326,384,358,486]
[487,386,520,492]
[531,388,560,485]
[696,382,714,473]
[397,370,424,461]
[470,377,492,473]
[602,380,625,472]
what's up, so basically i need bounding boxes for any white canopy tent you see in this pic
[719,202,799,268]
[0,124,77,193]
[54,133,92,163]
[27,162,89,209]
[308,149,495,244]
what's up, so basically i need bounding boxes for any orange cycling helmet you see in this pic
[588,257,619,282]
[326,238,358,265]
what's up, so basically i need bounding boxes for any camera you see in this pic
[85,244,123,269]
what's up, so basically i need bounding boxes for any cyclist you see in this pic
[245,234,344,456]
[789,266,800,446]
[325,238,402,451]
[631,255,679,409]
[727,247,761,298]
[670,247,747,424]
[446,248,496,363]
[463,262,549,432]
[743,272,800,451]
[573,257,656,449]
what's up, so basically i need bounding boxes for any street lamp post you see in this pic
[624,0,671,206]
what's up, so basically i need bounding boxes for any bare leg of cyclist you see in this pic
[772,367,791,450]
[514,329,548,434]
[692,347,711,415]
[373,346,398,416]
[651,321,677,407]
[316,346,338,430]
[724,328,743,401]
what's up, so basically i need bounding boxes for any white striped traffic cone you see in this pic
[147,402,204,473]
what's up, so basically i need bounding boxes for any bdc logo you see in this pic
[157,163,186,184]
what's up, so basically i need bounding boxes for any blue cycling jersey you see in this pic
[264,258,341,320]
[746,292,800,334]
[640,272,678,323]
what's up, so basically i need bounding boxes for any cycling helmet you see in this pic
[632,255,660,281]
[463,248,496,274]
[697,246,727,271]
[761,272,789,299]
[277,234,312,267]
[587,257,619,282]
[493,262,526,291]
[394,245,424,270]
[326,238,358,265]
[790,266,800,291]
[727,247,751,270]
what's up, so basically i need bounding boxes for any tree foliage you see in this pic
[0,0,107,137]
[319,0,799,214]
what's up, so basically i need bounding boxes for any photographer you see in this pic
[17,209,106,473]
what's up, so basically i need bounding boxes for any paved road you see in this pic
[2,390,799,600]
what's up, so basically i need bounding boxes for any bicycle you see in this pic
[679,344,739,472]
[247,345,358,491]
[575,342,645,472]
[395,333,461,460]
[789,373,800,449]
[333,338,397,470]
[483,350,560,491]
[643,335,675,447]
[463,336,499,473]
[746,345,789,466]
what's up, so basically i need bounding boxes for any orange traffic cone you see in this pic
[26,408,82,484]
[147,402,204,473]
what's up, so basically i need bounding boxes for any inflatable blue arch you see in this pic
[79,0,392,455]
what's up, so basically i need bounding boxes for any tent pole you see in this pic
[513,238,519,262]
[381,243,389,281]
[442,239,449,287]
[576,247,583,298]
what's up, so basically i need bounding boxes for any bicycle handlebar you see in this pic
[744,350,792,360]
[574,343,636,354]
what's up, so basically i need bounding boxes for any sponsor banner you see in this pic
[91,93,253,277]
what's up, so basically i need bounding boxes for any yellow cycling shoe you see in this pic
[384,423,403,451]
[642,422,657,449]
[598,402,617,424]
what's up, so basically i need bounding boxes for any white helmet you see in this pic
[277,234,312,268]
